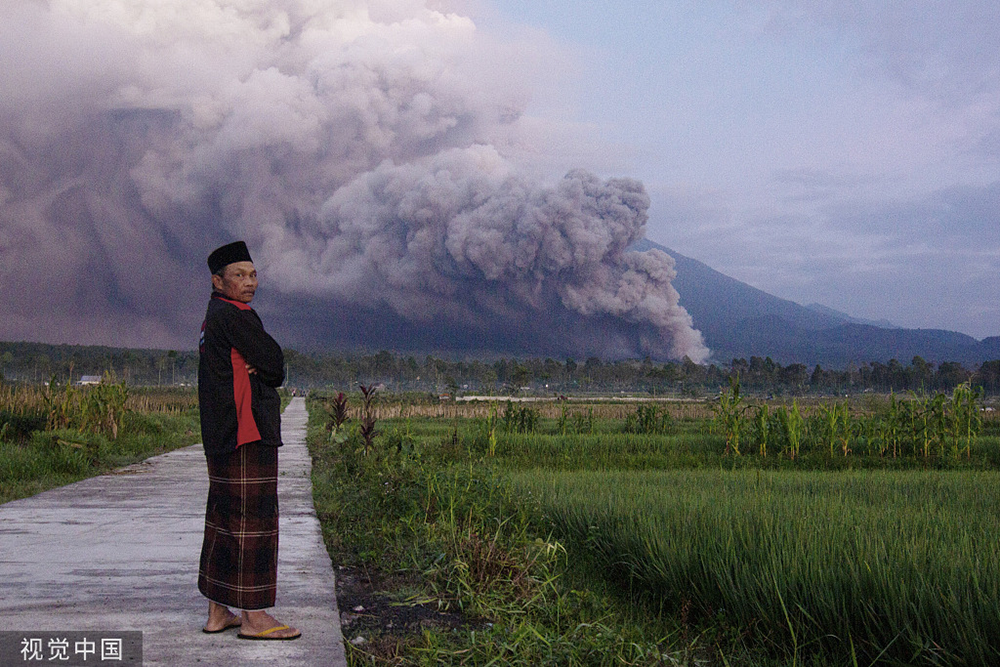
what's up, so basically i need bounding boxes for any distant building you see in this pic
[77,375,102,386]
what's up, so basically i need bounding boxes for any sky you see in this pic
[0,0,996,361]
[474,0,1000,339]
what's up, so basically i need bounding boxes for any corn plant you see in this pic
[882,393,902,457]
[81,375,128,439]
[775,401,804,460]
[43,377,78,431]
[713,375,747,456]
[501,401,539,434]
[951,382,982,459]
[573,407,594,435]
[2,385,48,416]
[125,388,198,414]
[818,401,850,456]
[852,410,880,457]
[929,393,949,458]
[751,404,770,457]
[557,404,570,436]
[40,374,128,439]
[624,404,673,435]
[902,394,931,458]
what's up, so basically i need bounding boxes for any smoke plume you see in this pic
[0,0,708,362]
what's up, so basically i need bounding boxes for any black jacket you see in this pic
[198,293,285,457]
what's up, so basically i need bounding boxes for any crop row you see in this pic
[715,377,986,460]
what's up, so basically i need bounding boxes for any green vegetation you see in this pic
[308,388,1000,665]
[309,401,689,665]
[712,378,990,463]
[510,468,1000,665]
[4,340,999,395]
[0,381,199,504]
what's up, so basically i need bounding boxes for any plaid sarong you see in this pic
[198,443,279,610]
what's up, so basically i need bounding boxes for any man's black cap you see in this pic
[208,241,253,274]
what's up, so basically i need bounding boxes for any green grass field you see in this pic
[306,391,1000,665]
[507,467,1000,665]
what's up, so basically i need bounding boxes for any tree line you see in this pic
[2,341,998,395]
[288,352,1000,395]
[0,342,193,387]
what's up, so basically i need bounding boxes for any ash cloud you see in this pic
[0,0,708,362]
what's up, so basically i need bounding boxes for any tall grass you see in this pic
[509,468,1000,665]
[0,384,199,504]
[481,431,720,470]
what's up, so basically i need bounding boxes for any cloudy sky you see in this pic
[0,0,996,360]
[478,0,1000,339]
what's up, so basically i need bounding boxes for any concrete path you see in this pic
[0,397,347,666]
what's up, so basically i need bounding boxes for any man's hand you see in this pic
[246,364,258,375]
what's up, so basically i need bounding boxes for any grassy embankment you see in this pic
[307,388,1000,665]
[0,382,200,504]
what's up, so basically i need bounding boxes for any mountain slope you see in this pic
[804,303,898,329]
[632,239,998,366]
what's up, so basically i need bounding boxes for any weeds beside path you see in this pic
[0,384,200,505]
[306,393,723,666]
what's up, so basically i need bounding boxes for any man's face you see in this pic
[212,261,258,304]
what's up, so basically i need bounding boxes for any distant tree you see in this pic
[478,366,498,393]
[974,360,1000,392]
[866,361,888,389]
[781,363,808,390]
[510,362,531,389]
[730,358,749,376]
[33,353,52,383]
[910,356,934,389]
[885,358,908,390]
[492,359,510,384]
[542,358,562,385]
[704,363,726,387]
[742,356,778,387]
[168,350,178,385]
[583,357,603,384]
[935,361,971,390]
[681,356,706,384]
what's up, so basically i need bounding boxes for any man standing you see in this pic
[197,241,300,640]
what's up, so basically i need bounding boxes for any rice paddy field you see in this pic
[507,468,1000,665]
[309,388,1000,665]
